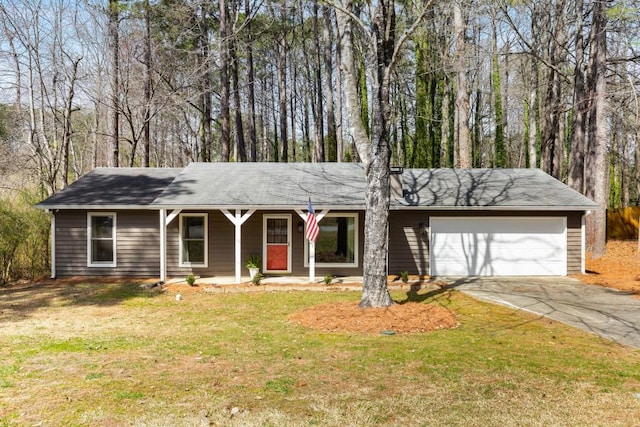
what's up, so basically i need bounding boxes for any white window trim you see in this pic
[87,212,117,268]
[263,214,292,273]
[304,212,359,268]
[179,213,209,268]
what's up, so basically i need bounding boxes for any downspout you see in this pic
[160,209,166,283]
[47,209,56,279]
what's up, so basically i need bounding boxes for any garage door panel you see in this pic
[430,217,567,276]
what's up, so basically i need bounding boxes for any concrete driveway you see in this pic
[443,276,640,349]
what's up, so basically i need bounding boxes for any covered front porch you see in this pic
[157,208,364,285]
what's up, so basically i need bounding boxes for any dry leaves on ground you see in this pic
[575,240,640,294]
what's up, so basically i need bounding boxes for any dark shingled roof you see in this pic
[37,163,598,211]
[151,162,366,208]
[395,168,598,210]
[36,168,183,209]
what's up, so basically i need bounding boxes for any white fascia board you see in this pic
[35,204,157,210]
[150,204,366,211]
[389,205,597,211]
[37,203,595,212]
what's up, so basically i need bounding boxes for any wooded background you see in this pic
[0,0,638,280]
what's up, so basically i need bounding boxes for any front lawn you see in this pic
[1,281,639,426]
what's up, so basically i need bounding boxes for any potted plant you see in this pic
[246,254,261,280]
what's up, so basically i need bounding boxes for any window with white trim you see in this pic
[179,213,208,267]
[88,212,116,267]
[305,213,358,267]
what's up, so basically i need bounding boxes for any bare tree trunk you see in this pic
[360,1,395,308]
[540,0,568,179]
[313,2,324,162]
[219,0,231,161]
[526,4,540,169]
[335,5,369,164]
[528,63,538,168]
[585,0,608,258]
[230,26,246,162]
[197,4,213,162]
[290,58,297,161]
[277,1,288,162]
[454,1,471,167]
[142,0,151,167]
[569,0,586,191]
[335,21,345,162]
[440,77,451,167]
[323,5,337,162]
[245,0,257,161]
[553,0,567,179]
[303,91,311,161]
[108,0,119,167]
[491,20,505,167]
[61,58,81,187]
[337,0,398,307]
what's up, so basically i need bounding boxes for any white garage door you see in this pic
[430,217,567,276]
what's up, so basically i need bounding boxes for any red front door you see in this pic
[265,216,290,272]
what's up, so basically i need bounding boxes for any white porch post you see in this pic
[222,209,255,284]
[160,209,182,283]
[160,209,166,283]
[309,241,316,283]
[295,209,329,283]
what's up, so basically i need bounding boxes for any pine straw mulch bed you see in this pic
[287,300,457,334]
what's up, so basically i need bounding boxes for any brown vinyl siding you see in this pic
[55,210,88,277]
[55,210,160,277]
[166,210,364,279]
[54,208,583,279]
[388,210,584,276]
[566,212,583,274]
[388,211,429,276]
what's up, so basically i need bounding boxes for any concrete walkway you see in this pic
[448,276,640,349]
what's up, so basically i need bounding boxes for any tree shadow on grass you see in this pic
[0,278,163,324]
[396,277,479,305]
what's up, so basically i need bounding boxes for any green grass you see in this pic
[1,282,639,426]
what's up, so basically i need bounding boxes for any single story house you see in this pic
[36,162,598,282]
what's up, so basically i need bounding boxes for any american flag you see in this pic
[305,200,319,243]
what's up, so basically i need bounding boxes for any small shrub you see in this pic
[186,273,196,286]
[323,274,332,285]
[246,254,261,269]
[251,272,263,285]
[400,270,409,283]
